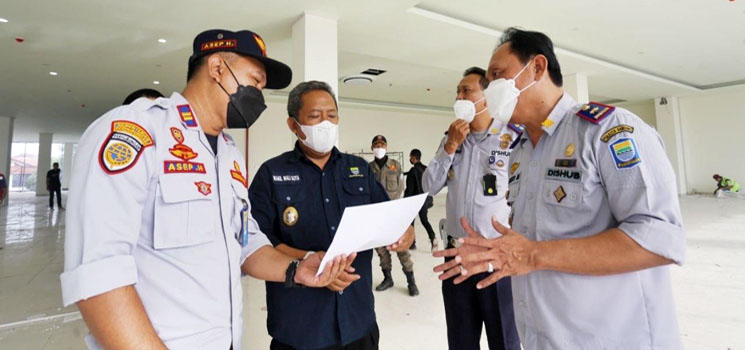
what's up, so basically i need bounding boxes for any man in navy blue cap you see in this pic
[62,29,353,350]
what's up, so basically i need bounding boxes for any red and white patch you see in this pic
[194,181,212,196]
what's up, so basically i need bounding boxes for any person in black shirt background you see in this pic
[405,149,438,252]
[46,162,63,209]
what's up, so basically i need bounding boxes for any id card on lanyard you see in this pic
[239,199,250,246]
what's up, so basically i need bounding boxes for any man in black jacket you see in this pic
[46,162,63,209]
[405,149,438,252]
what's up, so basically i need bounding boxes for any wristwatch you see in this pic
[284,259,302,288]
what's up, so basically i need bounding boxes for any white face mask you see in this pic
[296,120,338,154]
[453,97,486,123]
[372,147,387,159]
[484,60,537,124]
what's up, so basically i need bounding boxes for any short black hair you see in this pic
[122,89,164,105]
[410,149,421,160]
[463,67,489,90]
[53,162,59,167]
[498,27,563,87]
[287,81,338,120]
[186,55,207,82]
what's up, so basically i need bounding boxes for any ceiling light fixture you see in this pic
[342,75,373,86]
[0,18,8,23]
[49,72,58,76]
[158,38,166,43]
[153,80,160,85]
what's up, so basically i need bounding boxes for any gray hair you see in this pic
[287,80,338,119]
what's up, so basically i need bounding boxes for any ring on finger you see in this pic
[487,262,494,274]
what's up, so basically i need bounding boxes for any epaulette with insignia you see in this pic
[507,124,523,135]
[576,102,615,124]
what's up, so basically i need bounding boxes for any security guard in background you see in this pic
[61,30,350,350]
[435,27,685,349]
[369,135,419,296]
[423,67,521,350]
[249,81,415,350]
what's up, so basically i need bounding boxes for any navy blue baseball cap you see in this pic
[189,29,292,89]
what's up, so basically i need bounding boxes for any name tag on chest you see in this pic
[545,168,582,182]
[273,174,301,184]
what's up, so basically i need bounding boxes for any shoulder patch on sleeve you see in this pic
[576,102,615,124]
[98,120,154,174]
[600,124,634,143]
[608,137,641,169]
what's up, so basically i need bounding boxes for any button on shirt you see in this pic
[60,92,271,350]
[423,118,523,239]
[248,143,389,349]
[508,93,686,349]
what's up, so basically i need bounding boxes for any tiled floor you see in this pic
[0,192,743,349]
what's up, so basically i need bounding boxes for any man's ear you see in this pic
[206,54,225,83]
[533,54,548,81]
[287,117,305,140]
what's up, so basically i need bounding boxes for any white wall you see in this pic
[678,89,745,193]
[227,98,454,181]
[617,99,657,128]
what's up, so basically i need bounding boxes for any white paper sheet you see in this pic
[316,193,428,276]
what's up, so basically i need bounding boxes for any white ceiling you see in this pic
[1,0,744,142]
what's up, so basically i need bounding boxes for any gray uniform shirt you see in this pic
[508,93,685,349]
[423,118,523,239]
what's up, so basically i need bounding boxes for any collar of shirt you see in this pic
[288,141,341,165]
[539,93,577,136]
[167,92,234,149]
[467,117,504,144]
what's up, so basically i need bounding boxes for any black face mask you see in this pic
[217,62,267,129]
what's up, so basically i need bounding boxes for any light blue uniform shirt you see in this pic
[508,93,685,349]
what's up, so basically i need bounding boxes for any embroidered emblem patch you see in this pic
[177,104,198,128]
[195,181,212,196]
[230,161,248,188]
[164,161,206,174]
[98,120,154,174]
[609,138,641,169]
[601,125,634,143]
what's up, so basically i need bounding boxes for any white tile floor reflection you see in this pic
[0,192,743,349]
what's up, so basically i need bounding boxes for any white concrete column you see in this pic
[564,73,589,104]
[35,133,53,196]
[0,116,13,179]
[62,142,74,189]
[654,97,687,194]
[292,12,339,98]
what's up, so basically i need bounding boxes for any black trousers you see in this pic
[49,187,62,208]
[270,323,379,350]
[418,207,436,242]
[442,258,506,350]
